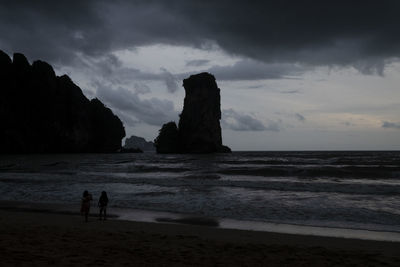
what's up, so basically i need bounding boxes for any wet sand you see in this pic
[1,209,400,266]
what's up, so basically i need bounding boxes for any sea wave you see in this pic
[1,151,400,233]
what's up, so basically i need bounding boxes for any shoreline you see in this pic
[2,200,400,243]
[1,209,400,266]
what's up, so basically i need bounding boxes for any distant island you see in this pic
[155,73,231,153]
[124,135,155,152]
[0,50,125,153]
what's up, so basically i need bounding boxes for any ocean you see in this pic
[1,151,400,237]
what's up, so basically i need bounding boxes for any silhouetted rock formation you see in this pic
[0,50,125,153]
[124,135,155,151]
[179,73,230,153]
[155,73,231,153]
[154,122,180,153]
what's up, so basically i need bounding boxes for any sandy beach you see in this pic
[1,209,400,266]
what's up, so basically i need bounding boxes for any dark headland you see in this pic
[155,72,231,153]
[0,50,125,153]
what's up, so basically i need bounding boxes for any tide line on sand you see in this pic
[115,207,400,243]
[1,209,400,266]
[2,200,400,243]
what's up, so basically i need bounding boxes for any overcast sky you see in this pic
[1,0,399,150]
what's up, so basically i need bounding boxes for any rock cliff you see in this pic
[0,50,125,153]
[155,73,230,153]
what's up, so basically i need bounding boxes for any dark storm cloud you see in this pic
[0,0,202,64]
[69,53,179,93]
[96,84,178,126]
[222,109,280,132]
[222,109,266,131]
[382,121,400,129]
[0,0,106,64]
[247,85,264,89]
[1,0,400,72]
[203,60,307,80]
[343,121,356,127]
[160,68,179,93]
[295,113,306,122]
[133,83,151,94]
[186,59,210,67]
[281,90,301,94]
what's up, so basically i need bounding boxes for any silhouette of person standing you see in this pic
[98,191,109,220]
[80,190,92,222]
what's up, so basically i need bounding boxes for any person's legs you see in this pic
[99,207,105,220]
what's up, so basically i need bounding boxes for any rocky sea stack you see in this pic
[155,72,231,153]
[0,50,125,153]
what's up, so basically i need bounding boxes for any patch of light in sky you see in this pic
[113,44,240,73]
